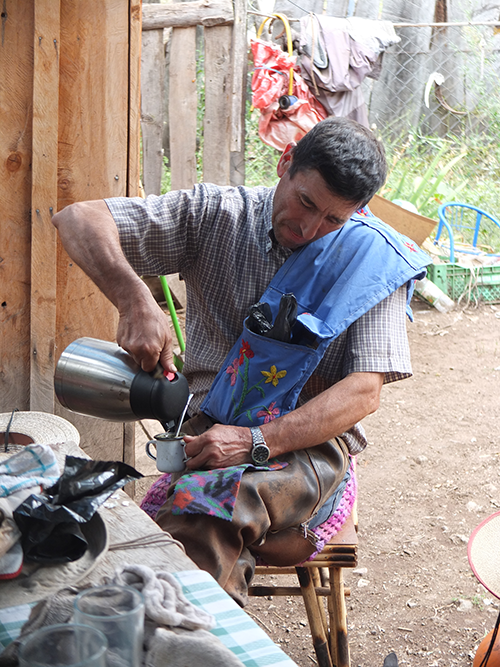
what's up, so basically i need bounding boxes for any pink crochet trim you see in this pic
[304,458,357,561]
[140,473,172,519]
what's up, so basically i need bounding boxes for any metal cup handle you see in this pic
[145,440,157,461]
[181,440,191,464]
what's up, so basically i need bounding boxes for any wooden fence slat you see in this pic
[203,24,232,184]
[143,0,233,30]
[229,0,247,184]
[230,0,247,154]
[141,29,165,195]
[169,27,198,190]
[30,0,61,412]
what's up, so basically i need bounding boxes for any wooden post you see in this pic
[129,0,143,197]
[30,0,61,412]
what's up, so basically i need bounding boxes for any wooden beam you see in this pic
[30,0,61,412]
[169,27,197,190]
[128,0,143,197]
[142,0,233,30]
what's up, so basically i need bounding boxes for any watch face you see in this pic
[252,444,270,464]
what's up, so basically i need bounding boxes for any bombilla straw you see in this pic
[175,393,194,437]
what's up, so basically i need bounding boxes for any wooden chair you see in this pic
[249,507,358,667]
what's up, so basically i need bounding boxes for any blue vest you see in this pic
[201,211,431,427]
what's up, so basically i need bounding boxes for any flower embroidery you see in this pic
[239,340,254,365]
[226,358,240,386]
[261,365,287,387]
[403,240,417,252]
[256,402,280,423]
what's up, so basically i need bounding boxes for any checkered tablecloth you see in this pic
[0,569,297,667]
[0,602,36,650]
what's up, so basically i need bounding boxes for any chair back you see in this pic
[436,202,500,263]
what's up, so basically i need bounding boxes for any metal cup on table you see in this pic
[73,585,145,667]
[18,623,108,667]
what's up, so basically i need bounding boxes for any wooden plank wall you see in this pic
[0,0,141,465]
[141,0,247,193]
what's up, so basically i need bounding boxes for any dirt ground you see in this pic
[135,296,500,667]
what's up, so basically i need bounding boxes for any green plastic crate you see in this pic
[427,263,500,303]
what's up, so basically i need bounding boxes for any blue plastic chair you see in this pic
[435,202,500,263]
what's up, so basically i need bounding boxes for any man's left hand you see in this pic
[183,424,253,469]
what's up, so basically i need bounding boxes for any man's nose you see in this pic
[299,214,323,240]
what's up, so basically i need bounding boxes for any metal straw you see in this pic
[175,393,194,437]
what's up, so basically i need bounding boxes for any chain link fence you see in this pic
[367,22,500,140]
[245,14,500,223]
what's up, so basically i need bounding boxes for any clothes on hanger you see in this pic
[299,15,400,126]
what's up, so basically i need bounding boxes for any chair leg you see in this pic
[296,566,333,667]
[328,566,350,667]
[311,567,329,636]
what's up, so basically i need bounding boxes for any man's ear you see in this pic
[276,142,296,178]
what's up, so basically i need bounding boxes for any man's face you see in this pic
[272,152,360,250]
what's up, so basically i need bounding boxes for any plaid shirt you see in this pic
[106,184,412,454]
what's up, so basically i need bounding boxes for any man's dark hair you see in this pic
[288,117,387,208]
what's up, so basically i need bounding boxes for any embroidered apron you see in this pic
[201,211,431,427]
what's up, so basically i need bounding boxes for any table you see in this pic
[0,441,298,667]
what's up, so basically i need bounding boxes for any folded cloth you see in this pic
[0,445,59,498]
[145,627,245,667]
[171,460,288,521]
[0,542,23,581]
[111,564,215,631]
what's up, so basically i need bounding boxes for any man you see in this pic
[53,118,428,605]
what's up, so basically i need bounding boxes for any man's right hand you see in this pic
[116,300,176,373]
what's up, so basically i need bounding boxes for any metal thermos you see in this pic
[54,337,190,424]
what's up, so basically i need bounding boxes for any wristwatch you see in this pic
[250,426,271,465]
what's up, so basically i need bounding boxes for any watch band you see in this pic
[250,426,271,465]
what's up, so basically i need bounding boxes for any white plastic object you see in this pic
[415,277,455,313]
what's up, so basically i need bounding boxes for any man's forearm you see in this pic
[52,200,176,372]
[52,200,150,311]
[260,371,384,456]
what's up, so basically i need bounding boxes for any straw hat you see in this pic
[468,511,500,600]
[0,411,80,447]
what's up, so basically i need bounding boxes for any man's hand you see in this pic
[116,300,176,373]
[183,424,253,469]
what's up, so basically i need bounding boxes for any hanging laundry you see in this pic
[250,38,328,151]
[299,15,400,127]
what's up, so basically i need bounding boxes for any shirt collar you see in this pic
[262,186,275,253]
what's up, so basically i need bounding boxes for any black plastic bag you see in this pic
[13,456,143,563]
